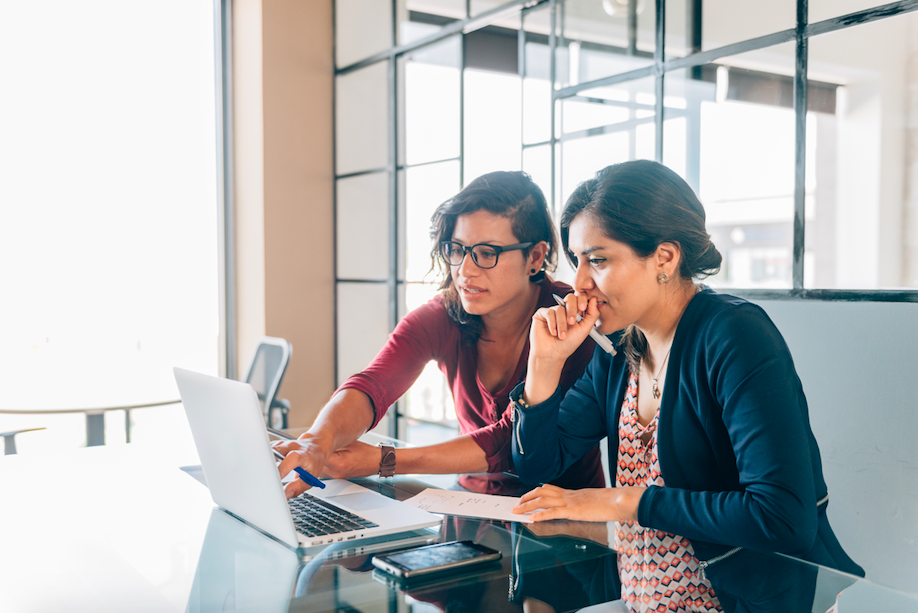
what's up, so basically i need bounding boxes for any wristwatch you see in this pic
[378,444,396,478]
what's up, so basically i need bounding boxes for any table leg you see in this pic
[86,412,105,446]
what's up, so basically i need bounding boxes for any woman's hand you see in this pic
[524,295,601,405]
[324,440,381,479]
[512,483,645,523]
[273,434,331,499]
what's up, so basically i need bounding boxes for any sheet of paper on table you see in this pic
[404,488,538,523]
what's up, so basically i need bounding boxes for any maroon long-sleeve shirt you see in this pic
[338,279,605,493]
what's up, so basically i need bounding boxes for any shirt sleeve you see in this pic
[337,300,450,430]
[467,409,514,473]
[511,346,613,484]
[637,304,819,556]
[470,331,596,474]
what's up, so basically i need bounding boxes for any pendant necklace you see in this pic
[650,347,672,400]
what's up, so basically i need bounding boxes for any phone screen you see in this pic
[372,541,501,578]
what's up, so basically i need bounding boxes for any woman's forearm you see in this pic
[395,435,489,475]
[305,388,376,456]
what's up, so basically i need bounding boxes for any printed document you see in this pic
[404,488,538,523]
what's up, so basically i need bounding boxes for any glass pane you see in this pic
[400,161,461,282]
[560,133,631,206]
[666,0,794,58]
[664,43,797,290]
[522,4,552,145]
[556,0,656,89]
[470,0,523,26]
[810,0,895,23]
[336,282,391,387]
[400,35,461,166]
[464,68,522,184]
[522,144,552,207]
[401,282,457,437]
[807,17,915,288]
[335,0,392,68]
[336,172,390,281]
[398,0,466,46]
[0,0,218,453]
[336,61,390,176]
[558,75,656,198]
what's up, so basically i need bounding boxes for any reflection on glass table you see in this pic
[2,442,914,613]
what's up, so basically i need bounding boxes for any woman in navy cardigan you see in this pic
[510,161,862,608]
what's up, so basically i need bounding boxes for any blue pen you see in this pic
[273,449,326,489]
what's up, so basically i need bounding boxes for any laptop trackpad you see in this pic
[327,492,396,512]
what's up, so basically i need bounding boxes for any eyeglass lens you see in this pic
[441,243,500,269]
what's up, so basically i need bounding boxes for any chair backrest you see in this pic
[242,337,292,424]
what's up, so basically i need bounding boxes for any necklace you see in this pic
[649,347,672,400]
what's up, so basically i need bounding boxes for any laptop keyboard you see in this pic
[289,492,379,538]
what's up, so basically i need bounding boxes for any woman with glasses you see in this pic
[275,171,604,496]
[510,160,862,610]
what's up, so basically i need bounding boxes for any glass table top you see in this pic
[0,442,914,612]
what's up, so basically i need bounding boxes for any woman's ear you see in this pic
[528,241,549,274]
[655,242,682,276]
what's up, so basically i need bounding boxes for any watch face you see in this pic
[380,446,396,477]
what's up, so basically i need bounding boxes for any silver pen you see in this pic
[552,293,616,355]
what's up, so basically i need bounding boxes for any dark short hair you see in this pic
[560,160,722,371]
[429,170,557,343]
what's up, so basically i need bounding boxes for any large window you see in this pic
[334,0,918,440]
[0,0,224,454]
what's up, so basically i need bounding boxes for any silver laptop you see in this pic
[174,367,441,551]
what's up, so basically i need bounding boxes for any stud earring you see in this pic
[531,269,537,274]
[657,272,670,284]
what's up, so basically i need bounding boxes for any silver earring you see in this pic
[657,272,670,284]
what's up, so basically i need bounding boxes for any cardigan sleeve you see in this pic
[637,303,819,556]
[511,345,611,485]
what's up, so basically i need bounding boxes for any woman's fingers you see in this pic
[514,485,569,515]
[518,483,563,503]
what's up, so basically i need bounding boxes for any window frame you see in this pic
[331,0,918,438]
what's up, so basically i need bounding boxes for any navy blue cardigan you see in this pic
[511,288,862,575]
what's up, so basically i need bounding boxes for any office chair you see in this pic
[243,336,292,429]
[2,427,46,455]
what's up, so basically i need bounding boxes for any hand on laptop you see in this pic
[272,435,329,499]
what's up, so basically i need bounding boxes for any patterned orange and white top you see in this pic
[613,372,722,612]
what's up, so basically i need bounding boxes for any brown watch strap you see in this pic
[378,444,396,478]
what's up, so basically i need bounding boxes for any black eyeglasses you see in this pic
[439,241,533,269]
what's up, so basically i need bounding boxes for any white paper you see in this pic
[404,488,538,523]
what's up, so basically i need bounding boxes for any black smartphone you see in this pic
[371,540,502,579]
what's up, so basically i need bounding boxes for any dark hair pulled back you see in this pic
[560,160,722,373]
[430,170,558,344]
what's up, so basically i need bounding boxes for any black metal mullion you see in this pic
[218,0,236,380]
[337,0,542,76]
[387,1,400,439]
[805,0,918,37]
[653,0,664,163]
[549,0,557,215]
[518,10,525,170]
[792,0,807,290]
[734,289,918,303]
[460,26,466,187]
[627,0,638,56]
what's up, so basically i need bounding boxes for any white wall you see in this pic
[755,299,918,592]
